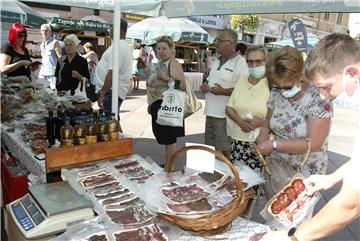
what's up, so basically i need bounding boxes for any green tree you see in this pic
[230,14,259,33]
[356,33,360,41]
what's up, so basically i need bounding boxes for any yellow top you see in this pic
[226,75,270,142]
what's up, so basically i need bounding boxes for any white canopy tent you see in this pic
[22,0,360,117]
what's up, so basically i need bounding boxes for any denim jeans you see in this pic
[103,91,123,119]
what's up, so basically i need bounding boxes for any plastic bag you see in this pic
[156,86,186,127]
[260,174,321,229]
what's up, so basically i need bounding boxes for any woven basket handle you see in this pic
[165,145,244,198]
[253,138,312,175]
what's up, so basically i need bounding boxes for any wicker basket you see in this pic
[158,145,255,235]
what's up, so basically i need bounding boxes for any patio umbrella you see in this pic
[127,16,210,44]
[0,0,47,28]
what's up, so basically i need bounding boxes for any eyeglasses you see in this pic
[272,81,298,90]
[17,33,27,38]
[246,59,265,65]
[215,38,233,44]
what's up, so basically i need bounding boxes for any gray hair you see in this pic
[245,46,268,59]
[63,34,80,46]
[220,29,238,45]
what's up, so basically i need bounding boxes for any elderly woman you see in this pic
[225,46,270,174]
[55,34,89,96]
[256,46,333,196]
[0,22,34,79]
[146,36,186,168]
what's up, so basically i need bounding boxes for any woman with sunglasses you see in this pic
[0,22,33,79]
[225,46,270,174]
[256,46,333,198]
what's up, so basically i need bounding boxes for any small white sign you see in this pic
[186,143,215,173]
[98,37,105,46]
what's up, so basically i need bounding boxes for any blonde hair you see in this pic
[83,42,93,50]
[156,35,175,51]
[265,46,304,86]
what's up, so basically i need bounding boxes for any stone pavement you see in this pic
[121,81,359,241]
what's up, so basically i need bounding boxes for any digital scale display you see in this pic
[7,181,95,239]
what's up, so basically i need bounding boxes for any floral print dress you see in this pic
[267,84,333,177]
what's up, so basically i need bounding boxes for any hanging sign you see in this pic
[287,18,308,53]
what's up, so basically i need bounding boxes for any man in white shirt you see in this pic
[200,29,249,158]
[96,19,132,120]
[254,33,360,241]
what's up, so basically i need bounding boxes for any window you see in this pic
[324,12,330,20]
[337,13,343,24]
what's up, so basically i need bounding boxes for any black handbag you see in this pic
[85,84,99,102]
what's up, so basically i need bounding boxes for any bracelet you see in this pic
[272,140,277,150]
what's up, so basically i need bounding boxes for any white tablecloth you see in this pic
[184,72,203,91]
[1,126,47,183]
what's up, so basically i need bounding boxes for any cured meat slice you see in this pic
[113,224,167,241]
[199,170,225,184]
[77,166,106,178]
[161,183,209,204]
[114,160,140,169]
[79,231,108,241]
[129,173,154,183]
[106,204,153,225]
[104,197,141,210]
[292,179,306,194]
[102,193,137,206]
[94,188,129,200]
[167,198,213,214]
[81,174,116,188]
[89,181,120,191]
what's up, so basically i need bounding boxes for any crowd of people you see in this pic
[1,20,359,241]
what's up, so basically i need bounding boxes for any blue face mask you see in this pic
[281,85,301,98]
[249,66,265,79]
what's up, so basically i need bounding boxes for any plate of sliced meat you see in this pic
[161,183,210,204]
[113,224,167,241]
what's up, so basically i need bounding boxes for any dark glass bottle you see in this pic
[46,110,55,147]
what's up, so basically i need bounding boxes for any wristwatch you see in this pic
[288,227,299,241]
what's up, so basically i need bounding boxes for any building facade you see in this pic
[240,13,350,45]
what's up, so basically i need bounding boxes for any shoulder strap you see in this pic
[167,59,173,77]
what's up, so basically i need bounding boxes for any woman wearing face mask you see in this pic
[256,46,333,185]
[225,46,270,174]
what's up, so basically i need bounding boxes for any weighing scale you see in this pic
[7,181,95,239]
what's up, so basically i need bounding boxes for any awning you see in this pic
[49,17,111,33]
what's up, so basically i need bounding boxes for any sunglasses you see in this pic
[17,33,27,38]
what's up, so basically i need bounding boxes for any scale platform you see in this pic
[7,181,95,239]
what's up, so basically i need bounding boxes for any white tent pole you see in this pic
[112,0,121,118]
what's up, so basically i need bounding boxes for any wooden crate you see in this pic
[45,138,133,172]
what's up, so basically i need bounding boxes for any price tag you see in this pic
[185,143,215,173]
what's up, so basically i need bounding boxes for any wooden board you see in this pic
[45,138,133,172]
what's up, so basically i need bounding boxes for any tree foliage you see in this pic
[230,14,259,33]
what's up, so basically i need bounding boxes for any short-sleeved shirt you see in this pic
[40,36,58,76]
[205,54,249,118]
[94,41,132,100]
[343,113,360,190]
[146,58,172,105]
[227,75,270,142]
[55,53,89,94]
[1,43,31,78]
[267,84,333,176]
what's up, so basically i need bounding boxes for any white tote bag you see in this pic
[156,87,186,127]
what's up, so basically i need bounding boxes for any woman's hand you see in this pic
[71,70,82,80]
[200,82,209,93]
[237,119,255,133]
[255,129,270,144]
[20,60,32,68]
[250,116,264,129]
[157,69,169,82]
[256,139,273,156]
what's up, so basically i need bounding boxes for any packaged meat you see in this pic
[267,177,319,226]
[106,204,153,225]
[167,198,213,214]
[161,183,210,204]
[94,187,129,200]
[101,193,137,206]
[114,160,140,169]
[113,224,167,241]
[104,197,141,210]
[81,174,116,188]
[79,231,108,241]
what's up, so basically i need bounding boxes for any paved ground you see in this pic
[121,81,359,241]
